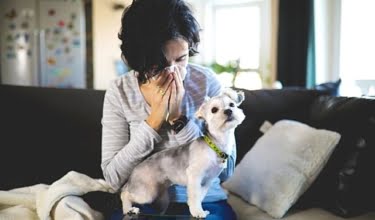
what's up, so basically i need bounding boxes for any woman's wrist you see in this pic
[146,115,163,131]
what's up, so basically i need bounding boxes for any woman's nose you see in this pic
[165,64,177,72]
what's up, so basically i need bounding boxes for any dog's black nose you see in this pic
[224,109,232,117]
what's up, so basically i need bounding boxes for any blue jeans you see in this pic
[111,200,237,220]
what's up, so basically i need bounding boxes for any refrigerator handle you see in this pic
[32,30,39,86]
[38,29,46,86]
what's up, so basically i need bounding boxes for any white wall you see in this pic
[92,0,131,90]
[269,0,279,87]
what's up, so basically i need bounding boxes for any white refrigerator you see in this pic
[0,0,86,88]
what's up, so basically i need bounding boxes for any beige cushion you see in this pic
[223,120,341,218]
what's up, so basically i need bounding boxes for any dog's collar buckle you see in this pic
[202,135,228,163]
[219,152,228,160]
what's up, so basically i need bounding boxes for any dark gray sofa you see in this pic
[1,84,374,219]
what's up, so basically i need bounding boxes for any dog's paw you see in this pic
[191,209,210,218]
[125,207,140,216]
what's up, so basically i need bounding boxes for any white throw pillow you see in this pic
[222,119,341,218]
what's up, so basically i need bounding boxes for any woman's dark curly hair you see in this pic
[118,0,200,84]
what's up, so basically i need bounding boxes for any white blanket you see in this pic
[0,171,115,220]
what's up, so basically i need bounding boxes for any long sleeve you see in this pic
[101,85,162,191]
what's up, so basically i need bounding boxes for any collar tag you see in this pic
[222,159,227,168]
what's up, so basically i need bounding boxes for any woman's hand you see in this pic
[167,66,185,123]
[145,70,174,131]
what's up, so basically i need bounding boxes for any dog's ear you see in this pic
[236,90,245,105]
[222,88,245,105]
[195,96,210,120]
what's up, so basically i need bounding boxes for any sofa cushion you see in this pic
[314,79,341,96]
[223,120,341,218]
[0,85,106,190]
[296,96,375,217]
[235,88,327,164]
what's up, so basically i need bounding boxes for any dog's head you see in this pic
[196,88,246,132]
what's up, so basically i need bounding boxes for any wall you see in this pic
[92,0,131,90]
[270,0,279,87]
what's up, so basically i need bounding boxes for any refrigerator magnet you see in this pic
[68,22,74,30]
[5,9,17,19]
[54,28,61,35]
[48,9,56,16]
[62,37,69,44]
[8,23,16,30]
[24,33,30,42]
[47,57,56,65]
[6,35,13,42]
[58,20,65,27]
[21,22,29,29]
[72,39,80,47]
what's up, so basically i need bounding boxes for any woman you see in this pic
[101,0,237,219]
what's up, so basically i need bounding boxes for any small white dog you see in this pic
[121,88,245,218]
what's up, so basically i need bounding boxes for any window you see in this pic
[339,0,375,96]
[214,3,260,70]
[213,2,263,89]
[188,0,277,90]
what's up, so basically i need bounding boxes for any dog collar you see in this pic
[202,135,228,163]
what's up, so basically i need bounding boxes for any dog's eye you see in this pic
[229,103,235,107]
[211,107,218,114]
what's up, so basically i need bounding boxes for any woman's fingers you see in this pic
[173,71,183,94]
[163,79,174,101]
[154,72,172,97]
[170,79,177,101]
[165,80,176,122]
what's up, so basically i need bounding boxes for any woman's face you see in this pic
[162,38,189,80]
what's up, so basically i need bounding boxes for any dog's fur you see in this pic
[121,88,245,218]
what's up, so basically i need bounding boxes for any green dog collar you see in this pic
[202,134,228,163]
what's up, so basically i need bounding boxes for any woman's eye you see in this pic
[176,58,185,62]
[211,107,218,113]
[176,55,187,62]
[229,103,235,107]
